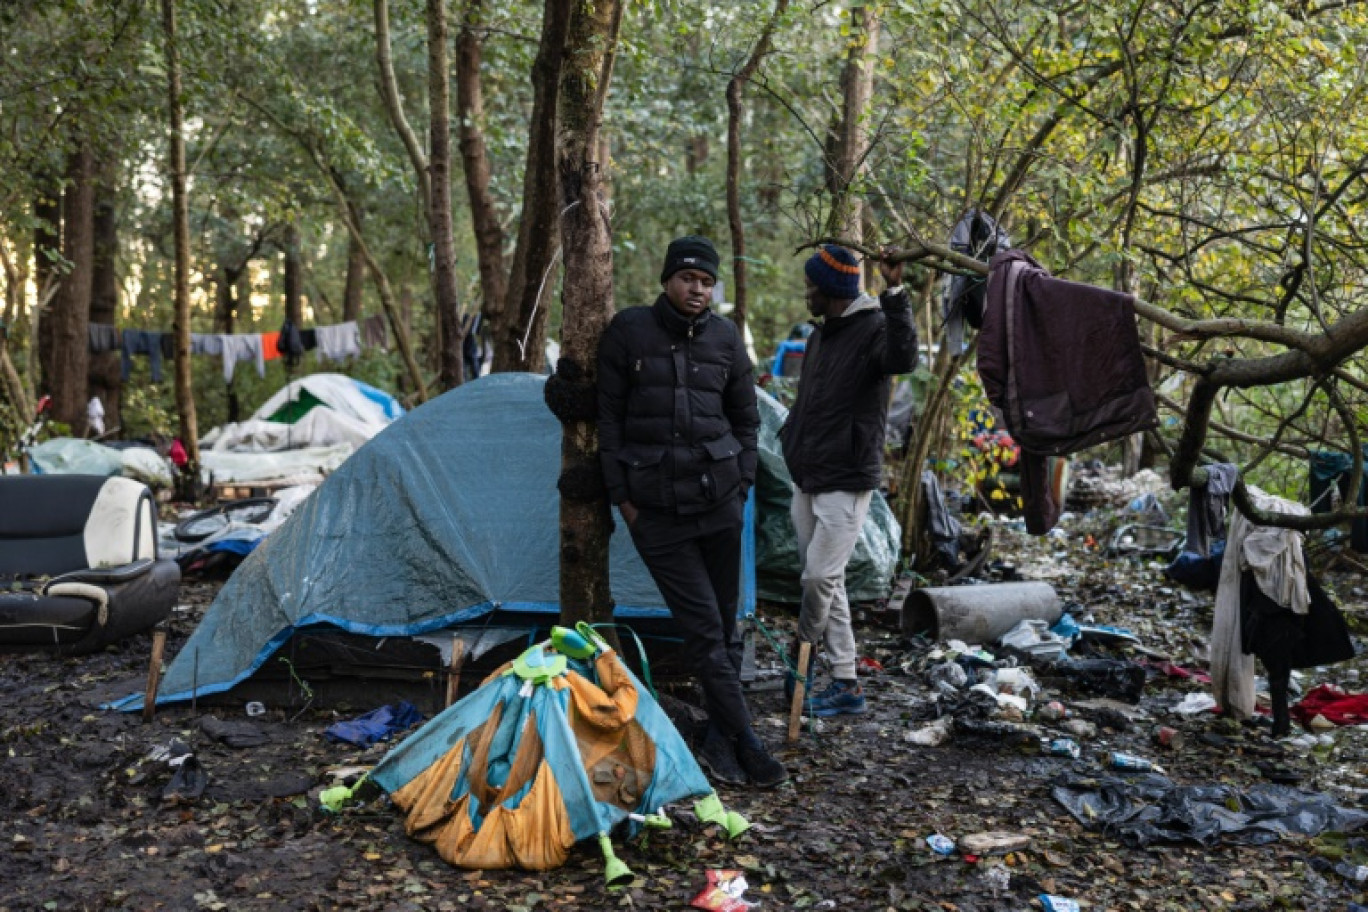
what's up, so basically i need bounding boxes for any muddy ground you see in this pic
[4,513,1368,911]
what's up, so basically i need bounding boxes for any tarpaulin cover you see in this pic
[114,374,751,710]
[1052,771,1368,847]
[754,388,901,602]
[371,646,712,871]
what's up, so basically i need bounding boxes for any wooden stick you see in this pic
[142,626,168,723]
[444,638,467,708]
[787,642,812,743]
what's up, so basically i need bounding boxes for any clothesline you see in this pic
[90,315,389,383]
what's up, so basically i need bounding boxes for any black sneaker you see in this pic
[737,742,789,789]
[697,727,747,786]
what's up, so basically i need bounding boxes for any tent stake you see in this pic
[445,638,466,708]
[787,642,812,743]
[142,625,168,723]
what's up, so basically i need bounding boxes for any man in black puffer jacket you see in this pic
[780,244,918,718]
[598,236,788,789]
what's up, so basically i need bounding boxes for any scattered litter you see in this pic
[1055,659,1146,702]
[1151,726,1184,750]
[1061,719,1097,740]
[1108,751,1164,774]
[1053,771,1368,847]
[978,863,1010,891]
[1040,896,1081,912]
[690,869,757,911]
[999,619,1070,660]
[906,716,953,746]
[244,701,266,717]
[1036,701,1072,722]
[957,831,1033,855]
[323,702,424,747]
[1043,737,1081,759]
[200,715,270,748]
[992,667,1039,699]
[925,833,956,855]
[1174,693,1219,716]
[927,661,968,692]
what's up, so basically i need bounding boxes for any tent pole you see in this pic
[445,638,466,708]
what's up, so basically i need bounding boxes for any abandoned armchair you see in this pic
[0,475,180,654]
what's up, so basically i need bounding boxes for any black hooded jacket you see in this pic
[780,288,918,493]
[597,295,759,515]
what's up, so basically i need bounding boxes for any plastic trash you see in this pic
[1040,896,1081,912]
[992,667,1039,699]
[1174,693,1219,716]
[906,716,953,746]
[244,701,266,717]
[1152,725,1184,750]
[1335,862,1368,884]
[958,831,1033,855]
[1109,751,1164,774]
[1061,719,1097,740]
[690,870,757,912]
[1036,701,1072,722]
[979,863,1010,891]
[927,661,968,692]
[1056,658,1146,703]
[1044,738,1081,759]
[925,833,956,855]
[1051,770,1368,847]
[999,619,1070,660]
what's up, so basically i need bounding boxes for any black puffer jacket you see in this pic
[598,295,759,515]
[780,288,918,493]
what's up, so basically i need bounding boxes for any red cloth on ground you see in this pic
[1291,683,1368,727]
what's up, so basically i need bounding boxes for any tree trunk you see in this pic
[374,0,432,221]
[457,0,508,327]
[50,144,95,436]
[427,0,465,389]
[726,0,788,335]
[824,4,879,243]
[342,203,365,322]
[89,157,121,436]
[553,0,624,628]
[163,0,200,486]
[33,176,62,398]
[492,0,571,373]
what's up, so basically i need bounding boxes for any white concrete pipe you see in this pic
[902,582,1061,644]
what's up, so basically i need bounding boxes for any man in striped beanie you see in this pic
[780,244,919,717]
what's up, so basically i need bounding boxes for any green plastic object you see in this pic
[551,625,596,659]
[597,832,634,887]
[319,772,370,813]
[506,644,567,685]
[575,621,613,654]
[693,792,750,839]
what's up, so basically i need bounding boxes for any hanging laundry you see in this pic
[1185,463,1239,558]
[120,329,166,382]
[217,333,265,382]
[316,321,361,362]
[159,333,177,361]
[88,323,120,354]
[1307,448,1368,553]
[277,319,306,368]
[299,328,318,352]
[261,331,282,362]
[359,313,388,351]
[979,249,1157,534]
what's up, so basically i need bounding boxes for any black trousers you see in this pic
[628,500,750,737]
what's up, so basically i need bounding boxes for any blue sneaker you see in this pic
[809,680,866,717]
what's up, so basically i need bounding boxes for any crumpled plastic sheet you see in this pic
[1052,771,1368,848]
[324,701,424,747]
[1055,658,1147,703]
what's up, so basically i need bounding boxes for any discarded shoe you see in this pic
[737,741,789,789]
[697,726,747,786]
[810,680,867,717]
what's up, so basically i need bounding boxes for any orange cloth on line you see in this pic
[261,331,282,360]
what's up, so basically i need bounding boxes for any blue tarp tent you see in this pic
[116,373,897,710]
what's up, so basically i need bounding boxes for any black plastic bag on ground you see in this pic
[1052,771,1368,848]
[1054,658,1146,703]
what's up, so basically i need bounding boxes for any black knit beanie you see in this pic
[660,235,720,283]
[804,244,862,300]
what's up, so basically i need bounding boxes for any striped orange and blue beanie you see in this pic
[804,244,861,299]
